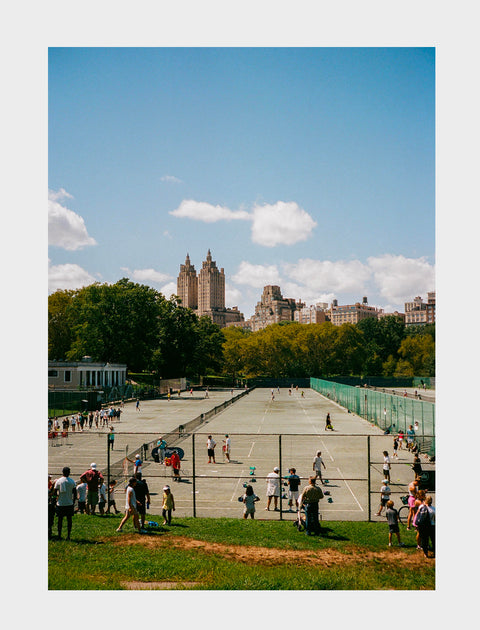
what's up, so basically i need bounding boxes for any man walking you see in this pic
[298,476,324,535]
[313,451,327,484]
[134,473,151,530]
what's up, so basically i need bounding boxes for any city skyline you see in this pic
[48,48,435,319]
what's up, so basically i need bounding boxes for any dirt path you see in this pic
[112,534,434,568]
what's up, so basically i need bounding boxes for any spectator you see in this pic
[157,437,167,464]
[375,479,391,517]
[106,480,120,514]
[134,472,151,529]
[98,481,107,515]
[313,451,326,484]
[413,489,427,550]
[287,467,301,511]
[116,477,141,533]
[48,476,56,539]
[385,500,405,547]
[79,463,104,515]
[265,466,280,511]
[108,427,115,451]
[397,431,404,450]
[76,480,87,514]
[406,425,415,451]
[242,484,260,519]
[412,453,423,478]
[162,485,175,525]
[298,476,324,536]
[406,478,419,530]
[415,493,435,557]
[54,466,76,540]
[134,454,142,476]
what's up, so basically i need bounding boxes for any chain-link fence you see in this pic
[310,378,435,456]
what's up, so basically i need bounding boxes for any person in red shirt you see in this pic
[170,451,181,482]
[80,463,104,514]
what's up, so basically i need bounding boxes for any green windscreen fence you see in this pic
[310,378,435,456]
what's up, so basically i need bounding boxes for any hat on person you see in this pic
[273,467,279,472]
[91,463,97,469]
[136,454,140,458]
[383,479,389,483]
[163,485,170,490]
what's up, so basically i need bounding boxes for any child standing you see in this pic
[242,484,260,519]
[106,480,120,514]
[375,479,391,516]
[76,481,87,514]
[287,467,301,511]
[98,481,107,515]
[385,500,405,547]
[162,485,175,525]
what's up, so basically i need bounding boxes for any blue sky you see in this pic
[48,47,435,318]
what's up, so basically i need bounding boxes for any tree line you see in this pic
[49,280,435,381]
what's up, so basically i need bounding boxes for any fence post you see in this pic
[192,433,196,518]
[367,435,371,522]
[279,434,283,521]
[107,433,111,503]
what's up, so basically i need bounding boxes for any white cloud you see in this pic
[231,261,281,288]
[250,202,317,247]
[170,200,250,223]
[170,199,316,247]
[121,267,172,285]
[284,259,371,294]
[367,255,435,304]
[48,189,97,251]
[160,281,178,299]
[225,285,243,308]
[48,262,97,294]
[161,175,183,183]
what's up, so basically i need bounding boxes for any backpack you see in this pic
[415,505,430,527]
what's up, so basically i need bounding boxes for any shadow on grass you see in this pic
[317,527,349,541]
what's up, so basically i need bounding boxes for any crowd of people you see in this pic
[48,406,123,433]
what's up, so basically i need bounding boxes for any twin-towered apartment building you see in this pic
[177,251,435,331]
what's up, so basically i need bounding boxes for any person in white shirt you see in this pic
[54,466,76,540]
[223,435,231,462]
[207,436,216,463]
[313,451,326,484]
[76,481,87,513]
[265,467,280,511]
[116,478,141,533]
[382,451,391,483]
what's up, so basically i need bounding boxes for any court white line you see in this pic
[248,442,255,458]
[337,467,364,511]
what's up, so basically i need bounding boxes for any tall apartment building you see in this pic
[177,253,198,310]
[176,251,244,328]
[198,249,225,315]
[294,302,330,324]
[248,285,304,332]
[404,292,435,326]
[329,297,382,325]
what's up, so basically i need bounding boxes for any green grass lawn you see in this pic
[48,514,435,590]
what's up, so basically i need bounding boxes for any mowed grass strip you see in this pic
[48,515,435,590]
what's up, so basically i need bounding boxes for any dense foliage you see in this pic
[48,280,224,378]
[222,317,434,379]
[49,282,435,379]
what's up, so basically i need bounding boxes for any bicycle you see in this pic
[397,495,410,524]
